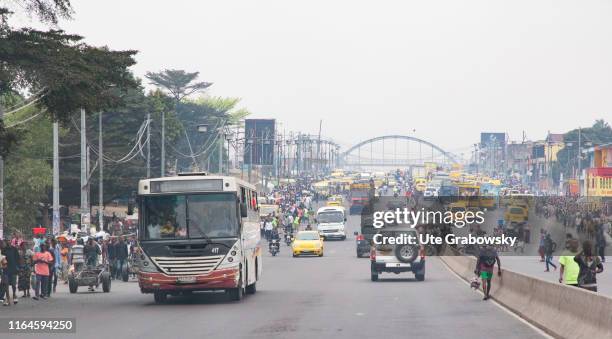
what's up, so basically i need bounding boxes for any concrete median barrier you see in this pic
[441,248,612,339]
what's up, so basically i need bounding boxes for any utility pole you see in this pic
[577,127,582,195]
[317,120,322,179]
[248,139,253,182]
[146,112,151,178]
[98,112,104,232]
[52,122,60,235]
[0,103,4,239]
[161,110,165,177]
[80,108,90,234]
[218,130,223,174]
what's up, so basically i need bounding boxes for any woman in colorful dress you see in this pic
[17,242,32,297]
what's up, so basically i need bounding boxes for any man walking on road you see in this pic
[115,237,129,280]
[475,245,501,301]
[543,233,557,272]
[2,239,19,305]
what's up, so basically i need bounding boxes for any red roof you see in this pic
[587,167,612,177]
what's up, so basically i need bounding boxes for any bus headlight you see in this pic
[217,246,241,269]
[136,252,159,273]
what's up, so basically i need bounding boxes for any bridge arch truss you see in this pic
[340,135,459,169]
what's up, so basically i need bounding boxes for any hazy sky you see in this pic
[13,1,612,152]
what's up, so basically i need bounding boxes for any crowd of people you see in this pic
[259,181,320,249]
[0,230,137,306]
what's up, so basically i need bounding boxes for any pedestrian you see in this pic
[573,240,604,292]
[84,238,100,267]
[0,244,8,305]
[60,244,69,283]
[2,239,19,305]
[10,231,24,248]
[32,243,52,300]
[264,218,273,241]
[543,233,557,272]
[538,230,546,262]
[17,242,32,297]
[108,237,117,279]
[474,244,501,301]
[558,239,580,287]
[48,239,59,295]
[115,237,129,280]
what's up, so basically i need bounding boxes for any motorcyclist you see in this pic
[269,229,280,253]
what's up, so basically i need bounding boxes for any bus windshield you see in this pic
[142,193,239,240]
[317,211,344,223]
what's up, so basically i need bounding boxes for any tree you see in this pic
[4,1,73,24]
[145,69,212,101]
[0,7,138,153]
[3,98,52,235]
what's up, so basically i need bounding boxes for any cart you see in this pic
[68,264,111,293]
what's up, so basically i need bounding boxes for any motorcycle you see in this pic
[269,239,280,256]
[285,233,293,246]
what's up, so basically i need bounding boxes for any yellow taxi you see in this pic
[292,231,324,257]
[505,205,528,224]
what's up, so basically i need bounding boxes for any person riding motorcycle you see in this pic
[269,229,280,253]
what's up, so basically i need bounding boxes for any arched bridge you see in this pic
[340,135,459,169]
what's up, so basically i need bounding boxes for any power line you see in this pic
[4,90,48,117]
[6,109,46,128]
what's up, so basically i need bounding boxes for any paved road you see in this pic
[3,213,543,339]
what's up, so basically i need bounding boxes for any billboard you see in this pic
[480,132,506,146]
[244,119,276,165]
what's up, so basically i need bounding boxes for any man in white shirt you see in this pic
[264,219,273,241]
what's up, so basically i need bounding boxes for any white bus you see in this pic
[134,173,262,303]
[316,206,347,240]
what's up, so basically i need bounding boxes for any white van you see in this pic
[316,206,347,240]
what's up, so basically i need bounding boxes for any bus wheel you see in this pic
[246,282,256,295]
[228,273,243,301]
[246,261,257,294]
[154,292,167,304]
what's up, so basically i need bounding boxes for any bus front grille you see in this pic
[150,255,224,276]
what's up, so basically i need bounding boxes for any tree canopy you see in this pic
[0,6,138,154]
[145,69,212,102]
